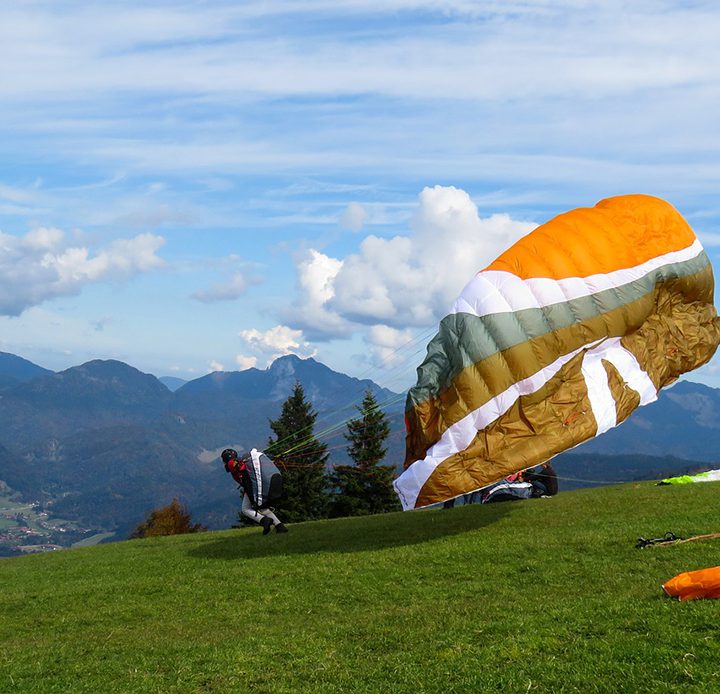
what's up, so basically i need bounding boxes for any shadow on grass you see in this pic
[188,502,513,560]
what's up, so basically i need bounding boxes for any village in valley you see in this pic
[0,491,108,555]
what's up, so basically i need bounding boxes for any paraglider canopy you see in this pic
[395,194,720,510]
[659,469,720,485]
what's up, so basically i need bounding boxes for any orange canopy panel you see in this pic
[663,566,720,601]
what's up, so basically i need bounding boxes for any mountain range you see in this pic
[0,351,403,542]
[0,350,718,549]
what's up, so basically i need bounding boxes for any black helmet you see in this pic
[221,448,238,465]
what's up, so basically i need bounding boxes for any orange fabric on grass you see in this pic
[662,566,720,601]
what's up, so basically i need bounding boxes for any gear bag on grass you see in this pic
[246,448,283,509]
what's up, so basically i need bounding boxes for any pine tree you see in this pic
[330,389,400,517]
[266,381,330,522]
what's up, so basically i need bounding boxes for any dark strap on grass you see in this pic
[635,532,683,549]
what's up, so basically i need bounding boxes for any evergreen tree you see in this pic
[330,389,400,517]
[266,381,330,522]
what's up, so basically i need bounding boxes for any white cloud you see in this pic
[3,2,720,102]
[298,249,342,305]
[241,325,306,353]
[25,226,64,250]
[368,324,414,348]
[112,202,196,229]
[3,2,720,212]
[209,360,225,372]
[0,227,165,316]
[235,354,258,370]
[340,202,368,231]
[0,182,38,204]
[284,249,352,339]
[191,272,262,303]
[48,233,164,282]
[289,185,536,336]
[239,325,316,365]
[365,324,416,369]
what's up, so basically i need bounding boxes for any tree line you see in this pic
[265,382,400,522]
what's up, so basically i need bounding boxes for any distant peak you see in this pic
[670,379,716,395]
[267,354,315,370]
[59,359,162,386]
[73,359,143,373]
[271,353,303,365]
[0,351,53,382]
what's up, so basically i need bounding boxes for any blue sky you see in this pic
[1,0,720,391]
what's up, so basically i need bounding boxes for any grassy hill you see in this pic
[2,482,719,693]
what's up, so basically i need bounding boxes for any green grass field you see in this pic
[1,482,719,693]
